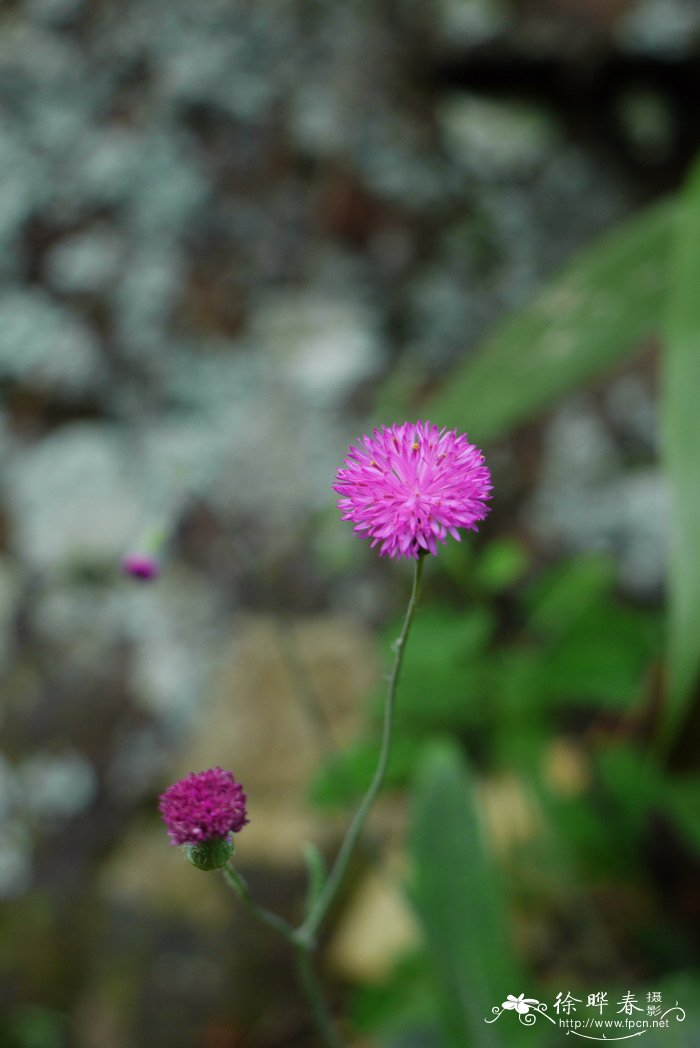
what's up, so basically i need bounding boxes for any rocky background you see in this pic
[1,0,700,1045]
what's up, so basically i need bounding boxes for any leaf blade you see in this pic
[409,742,527,1048]
[661,160,700,746]
[426,199,674,442]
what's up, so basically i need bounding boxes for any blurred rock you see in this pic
[252,292,382,406]
[0,558,19,667]
[32,579,125,671]
[543,738,591,797]
[438,95,561,181]
[0,818,32,898]
[26,0,85,25]
[120,564,227,727]
[0,754,19,819]
[432,0,511,48]
[605,373,658,452]
[170,614,379,866]
[43,226,123,295]
[0,289,103,394]
[111,244,186,363]
[328,856,421,983]
[0,122,48,278]
[613,88,676,165]
[100,823,232,924]
[615,0,700,57]
[20,749,98,821]
[527,398,667,595]
[7,424,140,571]
[477,772,544,858]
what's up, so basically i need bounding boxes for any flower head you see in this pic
[333,421,491,559]
[122,553,161,581]
[159,767,248,846]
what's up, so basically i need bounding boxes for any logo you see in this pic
[485,990,686,1041]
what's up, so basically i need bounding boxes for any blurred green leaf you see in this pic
[596,745,662,842]
[662,158,700,747]
[474,539,531,594]
[662,775,700,856]
[391,607,494,729]
[524,554,617,641]
[7,1006,67,1048]
[386,606,494,731]
[350,952,440,1044]
[309,734,424,808]
[538,603,661,710]
[409,741,531,1048]
[426,198,674,441]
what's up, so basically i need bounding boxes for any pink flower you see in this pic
[122,553,161,581]
[159,767,248,846]
[333,421,491,559]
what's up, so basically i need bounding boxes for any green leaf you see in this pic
[8,1005,67,1048]
[661,159,700,747]
[381,605,494,733]
[524,554,617,641]
[350,953,440,1043]
[425,198,674,442]
[662,775,700,857]
[474,539,530,594]
[409,742,531,1048]
[309,734,424,808]
[537,604,661,710]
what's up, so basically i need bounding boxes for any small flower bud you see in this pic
[184,835,235,871]
[121,553,161,581]
[159,767,249,867]
[122,524,169,582]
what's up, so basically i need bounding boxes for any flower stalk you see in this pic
[217,556,425,1046]
[298,553,425,946]
[158,421,490,1047]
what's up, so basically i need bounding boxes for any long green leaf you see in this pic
[409,742,527,1048]
[426,198,675,442]
[662,159,700,747]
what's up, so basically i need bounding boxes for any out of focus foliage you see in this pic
[312,161,700,1047]
[2,0,700,1044]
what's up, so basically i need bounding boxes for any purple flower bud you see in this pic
[121,553,161,581]
[159,767,248,847]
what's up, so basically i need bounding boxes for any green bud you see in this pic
[184,835,235,871]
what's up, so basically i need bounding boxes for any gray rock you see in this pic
[0,819,32,898]
[7,425,141,571]
[119,565,227,727]
[44,226,123,295]
[0,122,49,276]
[438,95,561,181]
[31,580,126,668]
[526,399,666,595]
[0,289,103,394]
[615,0,700,58]
[111,245,186,360]
[432,0,511,48]
[20,750,98,821]
[251,292,382,406]
[26,0,85,25]
[0,559,19,667]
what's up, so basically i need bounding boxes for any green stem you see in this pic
[295,946,345,1048]
[220,557,426,1048]
[222,865,299,946]
[299,554,426,945]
